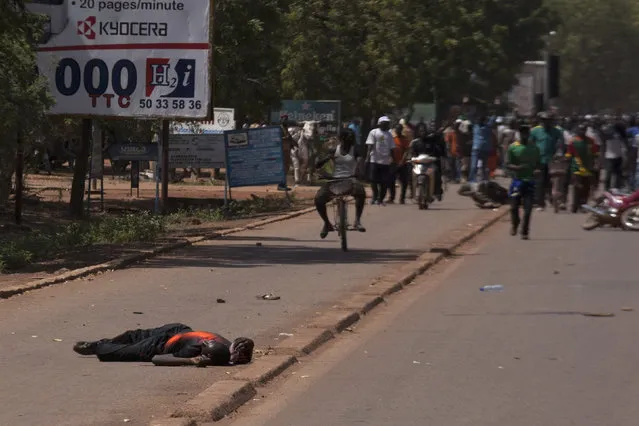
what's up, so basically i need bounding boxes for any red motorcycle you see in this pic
[582,189,639,231]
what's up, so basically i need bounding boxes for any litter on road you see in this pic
[258,293,281,300]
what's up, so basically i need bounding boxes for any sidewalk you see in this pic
[0,187,489,426]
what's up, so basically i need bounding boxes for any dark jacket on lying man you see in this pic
[72,323,254,367]
[458,181,509,208]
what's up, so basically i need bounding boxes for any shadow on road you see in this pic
[143,243,421,269]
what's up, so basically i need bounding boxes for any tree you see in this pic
[0,0,52,205]
[213,0,286,122]
[545,0,639,112]
[280,0,554,123]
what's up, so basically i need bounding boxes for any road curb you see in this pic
[273,328,334,357]
[0,206,316,300]
[168,206,509,424]
[307,311,361,333]
[334,294,385,315]
[171,380,256,423]
[149,418,196,426]
[232,354,297,386]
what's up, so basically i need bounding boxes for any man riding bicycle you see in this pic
[314,128,367,239]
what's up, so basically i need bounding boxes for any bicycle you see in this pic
[328,178,356,252]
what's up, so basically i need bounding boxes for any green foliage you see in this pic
[166,194,296,224]
[281,0,554,115]
[213,0,285,120]
[545,0,639,112]
[0,0,53,202]
[0,213,166,272]
[0,195,296,272]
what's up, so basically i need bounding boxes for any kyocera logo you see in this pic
[77,16,97,40]
[76,16,168,40]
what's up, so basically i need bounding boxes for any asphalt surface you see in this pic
[0,187,483,426]
[223,210,639,426]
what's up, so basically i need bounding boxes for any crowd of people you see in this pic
[317,111,639,239]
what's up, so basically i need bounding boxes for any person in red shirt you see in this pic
[73,323,254,367]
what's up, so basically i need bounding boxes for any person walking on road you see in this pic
[530,112,563,210]
[73,323,254,366]
[365,116,396,205]
[506,125,541,240]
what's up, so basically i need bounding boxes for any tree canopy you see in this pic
[545,0,639,113]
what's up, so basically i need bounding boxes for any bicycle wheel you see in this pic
[338,199,348,251]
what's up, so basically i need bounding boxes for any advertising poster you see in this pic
[224,126,285,188]
[270,100,341,141]
[26,0,212,118]
[168,133,225,169]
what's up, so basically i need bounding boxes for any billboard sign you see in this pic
[270,100,341,141]
[27,0,212,118]
[168,133,225,169]
[107,143,158,161]
[172,108,236,134]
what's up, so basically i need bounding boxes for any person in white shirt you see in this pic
[314,128,367,238]
[365,116,396,205]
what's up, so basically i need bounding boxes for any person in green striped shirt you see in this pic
[530,112,563,210]
[507,125,541,240]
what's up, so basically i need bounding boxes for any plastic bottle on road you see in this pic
[480,285,504,292]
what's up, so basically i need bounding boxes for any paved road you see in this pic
[223,210,639,426]
[0,188,483,426]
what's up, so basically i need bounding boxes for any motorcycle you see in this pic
[581,188,639,231]
[410,154,437,210]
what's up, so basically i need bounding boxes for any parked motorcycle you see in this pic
[410,154,437,210]
[581,188,639,231]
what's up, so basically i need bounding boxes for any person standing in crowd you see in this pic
[627,116,639,190]
[529,112,563,210]
[603,122,628,190]
[499,118,519,161]
[348,119,362,147]
[388,123,412,204]
[585,115,604,193]
[506,125,540,240]
[565,124,598,212]
[469,115,496,182]
[365,116,396,205]
[444,120,462,183]
[279,115,294,191]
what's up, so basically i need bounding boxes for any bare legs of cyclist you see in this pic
[314,184,367,239]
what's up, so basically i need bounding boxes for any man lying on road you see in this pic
[73,323,254,367]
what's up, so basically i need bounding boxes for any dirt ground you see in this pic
[0,169,319,290]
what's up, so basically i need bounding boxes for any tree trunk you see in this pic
[69,119,92,218]
[0,146,16,208]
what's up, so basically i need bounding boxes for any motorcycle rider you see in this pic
[314,128,367,239]
[410,121,447,200]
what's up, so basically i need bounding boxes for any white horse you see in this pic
[288,121,319,185]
